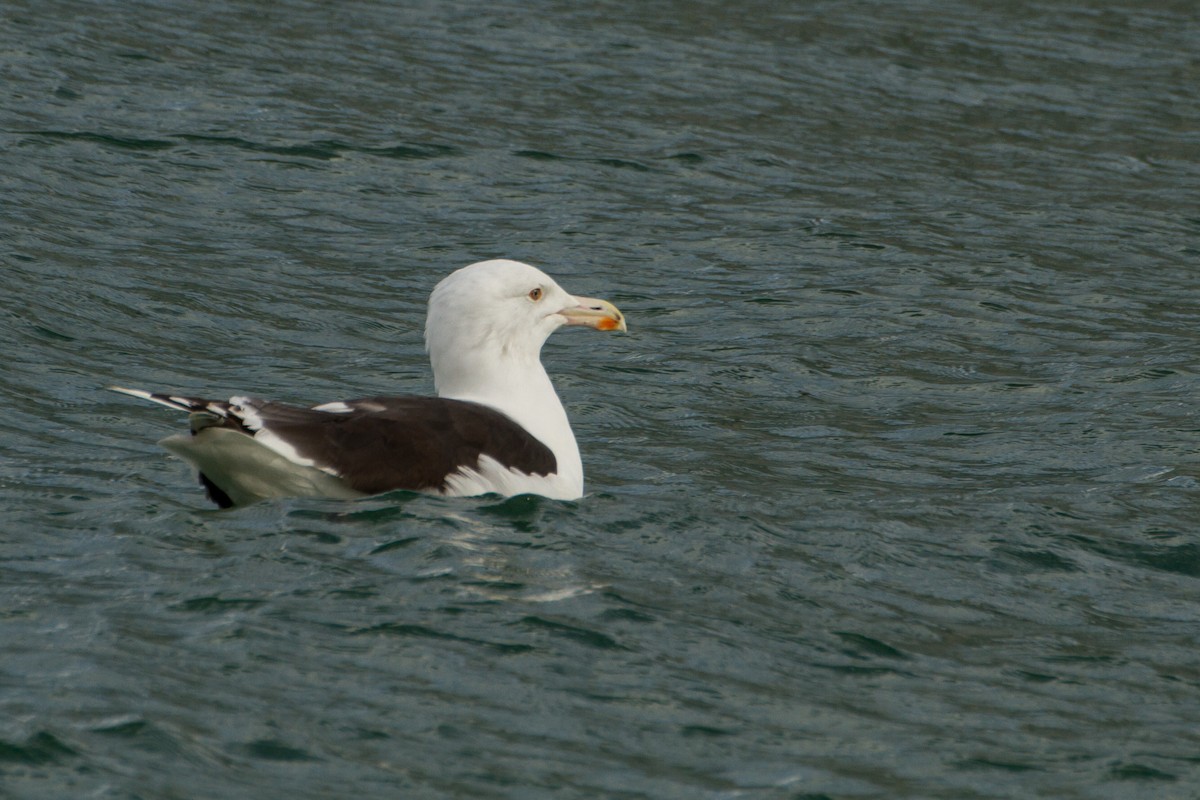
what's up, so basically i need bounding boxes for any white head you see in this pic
[425,259,625,390]
[422,259,625,498]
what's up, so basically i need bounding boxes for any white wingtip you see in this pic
[108,385,154,400]
[108,385,191,412]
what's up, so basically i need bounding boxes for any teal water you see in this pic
[3,1,1199,798]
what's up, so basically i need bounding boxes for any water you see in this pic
[3,0,1199,797]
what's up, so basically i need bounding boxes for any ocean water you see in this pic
[2,1,1199,798]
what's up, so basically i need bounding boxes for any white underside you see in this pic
[161,429,580,505]
[161,430,364,506]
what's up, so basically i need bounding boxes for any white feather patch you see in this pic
[312,401,354,414]
[441,455,576,500]
[204,402,230,417]
[228,396,263,430]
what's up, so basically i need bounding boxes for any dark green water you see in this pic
[3,1,1199,798]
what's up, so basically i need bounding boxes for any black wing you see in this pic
[231,395,557,495]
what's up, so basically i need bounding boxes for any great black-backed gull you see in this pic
[110,259,626,507]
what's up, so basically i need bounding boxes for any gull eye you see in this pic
[528,287,543,301]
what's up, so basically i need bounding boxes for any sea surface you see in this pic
[2,1,1199,798]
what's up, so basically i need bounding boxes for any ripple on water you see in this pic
[3,0,1200,796]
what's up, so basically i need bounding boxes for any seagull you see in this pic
[110,259,626,507]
